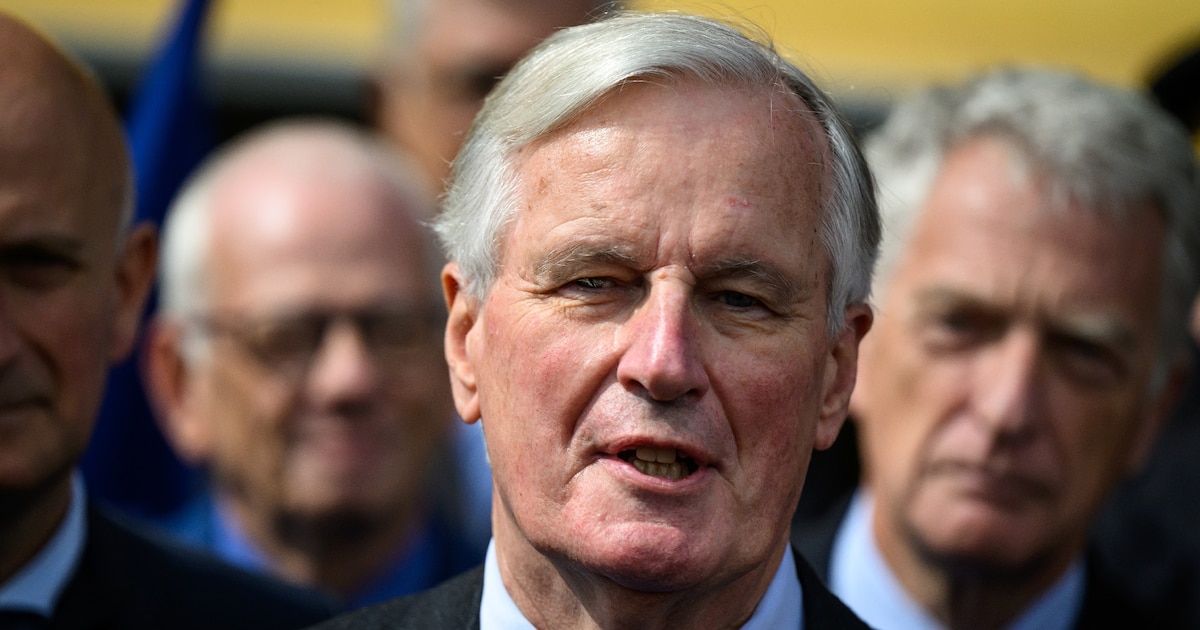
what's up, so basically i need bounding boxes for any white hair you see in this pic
[868,67,1200,375]
[433,11,880,334]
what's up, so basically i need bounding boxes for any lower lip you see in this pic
[596,454,713,494]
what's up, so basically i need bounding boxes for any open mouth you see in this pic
[618,446,699,480]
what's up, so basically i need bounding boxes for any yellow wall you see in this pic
[1,0,1197,99]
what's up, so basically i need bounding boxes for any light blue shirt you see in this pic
[480,539,804,629]
[0,473,87,616]
[830,490,1084,630]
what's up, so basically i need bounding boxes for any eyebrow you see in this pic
[532,242,810,303]
[694,258,810,305]
[532,243,642,285]
[913,287,1137,349]
[0,235,86,256]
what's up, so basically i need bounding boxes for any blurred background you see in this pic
[2,0,1197,140]
[0,0,1196,521]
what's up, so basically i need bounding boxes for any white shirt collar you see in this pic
[830,489,1084,630]
[480,538,803,629]
[0,472,88,616]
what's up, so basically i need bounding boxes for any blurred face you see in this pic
[446,81,869,593]
[0,62,149,502]
[188,162,451,529]
[376,0,604,194]
[855,136,1169,580]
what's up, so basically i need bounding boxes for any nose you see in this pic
[616,284,710,403]
[972,328,1043,443]
[306,318,383,406]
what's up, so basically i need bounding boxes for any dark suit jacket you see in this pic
[310,548,869,629]
[791,483,1183,629]
[46,503,338,629]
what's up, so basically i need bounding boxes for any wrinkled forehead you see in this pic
[503,79,833,271]
[509,77,833,222]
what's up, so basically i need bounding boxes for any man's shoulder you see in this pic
[53,504,338,630]
[312,565,484,630]
[793,549,872,630]
[1076,546,1191,629]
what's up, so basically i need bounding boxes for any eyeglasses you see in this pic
[194,306,443,381]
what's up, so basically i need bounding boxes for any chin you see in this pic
[554,521,729,593]
[908,516,1054,581]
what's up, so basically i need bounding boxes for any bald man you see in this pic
[144,119,479,608]
[0,13,334,628]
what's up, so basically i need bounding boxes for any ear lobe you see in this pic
[110,223,158,363]
[142,320,212,465]
[443,262,482,424]
[815,303,874,451]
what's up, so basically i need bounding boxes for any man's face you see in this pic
[855,136,1170,578]
[188,165,451,527]
[376,0,604,194]
[446,81,868,591]
[0,81,146,498]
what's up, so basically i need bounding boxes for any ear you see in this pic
[443,262,482,424]
[1123,358,1187,475]
[109,223,158,363]
[815,302,874,451]
[142,319,213,465]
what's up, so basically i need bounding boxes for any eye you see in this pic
[0,246,82,291]
[572,277,615,290]
[716,291,763,309]
[920,307,999,351]
[1048,334,1127,387]
[239,317,326,366]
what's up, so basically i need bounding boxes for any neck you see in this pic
[0,474,72,583]
[493,512,783,630]
[871,503,1075,630]
[220,493,425,598]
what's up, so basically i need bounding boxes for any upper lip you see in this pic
[934,460,1054,497]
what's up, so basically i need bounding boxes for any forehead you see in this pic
[0,54,121,244]
[507,80,830,277]
[207,162,433,310]
[889,137,1164,326]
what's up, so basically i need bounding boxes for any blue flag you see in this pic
[82,0,215,517]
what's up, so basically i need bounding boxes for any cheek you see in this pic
[204,364,293,481]
[727,349,825,472]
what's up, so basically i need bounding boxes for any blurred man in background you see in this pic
[372,0,619,198]
[792,67,1200,629]
[0,13,334,627]
[144,119,482,608]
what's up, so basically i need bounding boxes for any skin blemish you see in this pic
[725,196,752,210]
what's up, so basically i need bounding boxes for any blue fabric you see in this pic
[0,474,87,616]
[157,489,484,609]
[82,0,214,518]
[830,489,1085,630]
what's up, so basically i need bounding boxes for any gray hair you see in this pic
[159,118,439,359]
[433,11,879,334]
[867,67,1200,372]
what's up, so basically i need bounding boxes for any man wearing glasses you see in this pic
[143,119,483,609]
